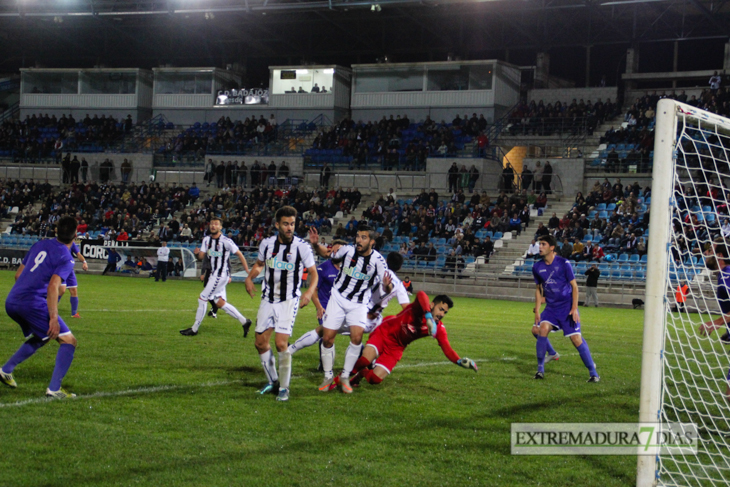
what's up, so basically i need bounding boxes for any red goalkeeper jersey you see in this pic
[378,291,460,363]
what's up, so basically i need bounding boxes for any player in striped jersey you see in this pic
[308,224,389,394]
[245,206,318,402]
[363,252,411,333]
[180,217,252,336]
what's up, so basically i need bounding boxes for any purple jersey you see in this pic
[9,240,74,303]
[317,259,339,310]
[533,255,576,312]
[70,242,80,258]
[718,265,730,315]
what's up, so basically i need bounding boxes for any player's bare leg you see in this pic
[216,298,252,337]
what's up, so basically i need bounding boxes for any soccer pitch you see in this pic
[0,272,645,486]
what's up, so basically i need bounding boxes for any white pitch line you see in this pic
[0,357,506,409]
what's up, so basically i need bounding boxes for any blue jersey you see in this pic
[317,259,339,309]
[9,240,74,304]
[533,255,576,312]
[70,242,79,258]
[717,266,730,315]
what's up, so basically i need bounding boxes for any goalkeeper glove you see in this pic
[425,312,437,337]
[458,358,478,372]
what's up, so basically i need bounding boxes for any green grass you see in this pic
[0,271,646,486]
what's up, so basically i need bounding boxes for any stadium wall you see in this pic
[521,157,584,196]
[19,108,151,123]
[351,106,496,124]
[153,107,344,125]
[154,155,303,185]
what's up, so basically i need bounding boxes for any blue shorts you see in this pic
[6,301,71,342]
[62,270,77,288]
[539,307,581,337]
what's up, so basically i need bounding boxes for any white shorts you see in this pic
[200,274,229,301]
[322,291,368,334]
[255,297,300,336]
[363,313,383,334]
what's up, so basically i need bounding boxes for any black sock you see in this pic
[209,300,218,312]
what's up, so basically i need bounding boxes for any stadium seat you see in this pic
[629,254,640,263]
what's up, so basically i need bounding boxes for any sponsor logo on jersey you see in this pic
[208,250,223,258]
[343,265,371,281]
[266,257,296,271]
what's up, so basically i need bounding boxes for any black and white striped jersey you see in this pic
[331,245,388,304]
[258,235,316,303]
[200,234,240,278]
[368,269,410,315]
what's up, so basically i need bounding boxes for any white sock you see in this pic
[259,350,279,384]
[221,303,247,324]
[289,329,320,354]
[191,299,207,332]
[321,344,335,380]
[278,351,292,390]
[342,343,363,378]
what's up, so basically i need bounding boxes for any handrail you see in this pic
[0,102,20,124]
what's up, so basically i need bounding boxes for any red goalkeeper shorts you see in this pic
[366,326,405,374]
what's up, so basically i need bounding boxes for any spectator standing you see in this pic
[215,161,225,188]
[205,159,215,187]
[675,281,689,313]
[320,162,332,188]
[710,71,722,95]
[584,264,600,307]
[70,156,81,184]
[156,241,170,282]
[238,161,248,187]
[80,158,88,183]
[121,159,132,184]
[542,160,553,195]
[522,165,533,192]
[533,161,543,192]
[468,164,479,193]
[448,162,459,193]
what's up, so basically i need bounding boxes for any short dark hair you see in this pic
[357,224,377,241]
[276,206,297,222]
[433,294,454,309]
[386,252,404,272]
[538,235,557,249]
[331,239,348,247]
[716,244,729,260]
[56,216,77,244]
[210,216,222,224]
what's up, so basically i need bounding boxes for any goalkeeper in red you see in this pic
[338,291,477,388]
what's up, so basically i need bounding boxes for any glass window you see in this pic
[355,69,423,93]
[22,72,78,94]
[81,72,136,94]
[154,73,212,95]
[426,64,493,91]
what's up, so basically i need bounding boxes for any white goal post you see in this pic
[637,99,730,487]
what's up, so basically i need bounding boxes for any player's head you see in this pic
[275,206,297,243]
[431,295,454,321]
[161,241,167,247]
[330,239,348,264]
[209,217,222,236]
[707,244,729,270]
[56,216,77,245]
[537,235,557,257]
[355,224,376,254]
[386,252,403,272]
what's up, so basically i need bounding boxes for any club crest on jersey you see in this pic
[343,265,371,281]
[266,257,295,271]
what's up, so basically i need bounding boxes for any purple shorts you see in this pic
[6,301,71,342]
[62,270,77,288]
[539,307,581,337]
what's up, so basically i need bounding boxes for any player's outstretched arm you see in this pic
[234,250,250,273]
[699,314,730,336]
[299,265,319,308]
[308,227,331,258]
[433,325,474,370]
[457,358,479,372]
[245,260,265,298]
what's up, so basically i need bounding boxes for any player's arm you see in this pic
[193,239,208,261]
[76,252,88,271]
[299,265,319,308]
[435,325,478,372]
[311,284,325,319]
[699,314,730,335]
[534,284,543,324]
[414,291,438,336]
[14,263,25,281]
[234,250,250,273]
[569,279,580,322]
[308,227,332,258]
[46,274,63,340]
[244,260,265,298]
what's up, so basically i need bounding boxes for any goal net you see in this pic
[638,100,730,486]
